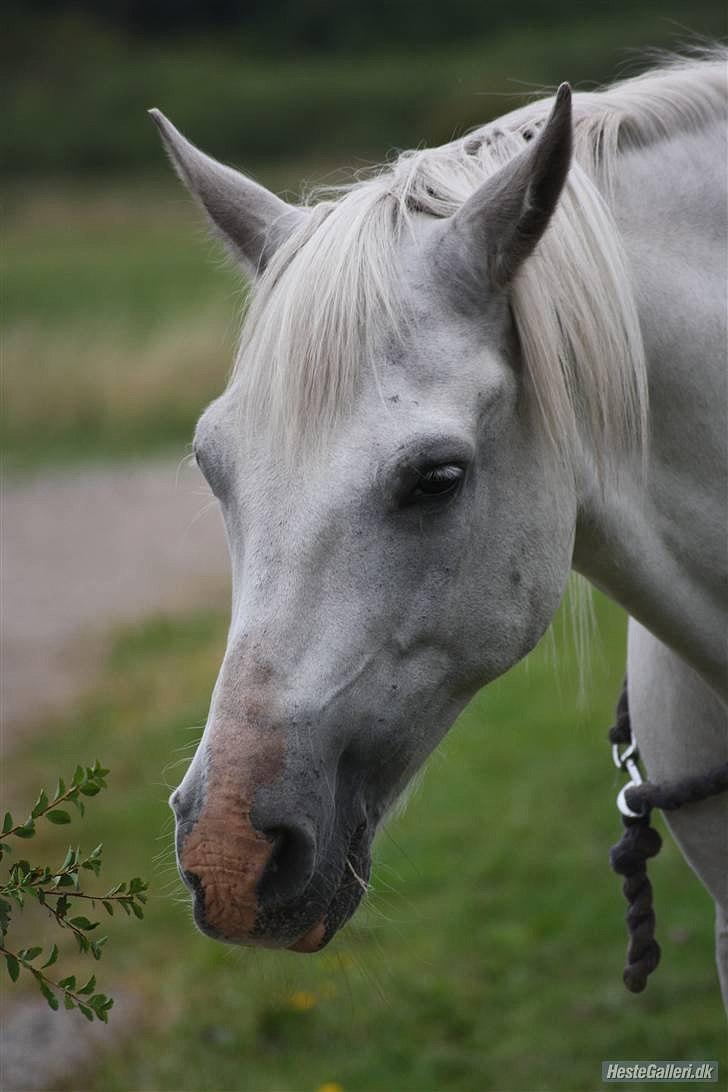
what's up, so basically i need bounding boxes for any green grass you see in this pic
[4,594,725,1091]
[3,180,242,467]
[3,166,335,468]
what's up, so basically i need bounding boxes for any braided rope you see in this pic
[609,815,662,991]
[607,680,728,993]
[626,764,728,814]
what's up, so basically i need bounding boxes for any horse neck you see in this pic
[572,119,728,701]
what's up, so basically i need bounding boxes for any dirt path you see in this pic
[2,457,230,743]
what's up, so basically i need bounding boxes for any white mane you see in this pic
[232,51,726,473]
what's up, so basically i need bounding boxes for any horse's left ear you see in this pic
[148,109,305,276]
[438,83,572,294]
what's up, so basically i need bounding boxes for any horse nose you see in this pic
[256,820,317,906]
[169,784,201,827]
[176,787,319,942]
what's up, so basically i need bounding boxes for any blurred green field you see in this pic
[5,595,725,1092]
[5,7,726,173]
[5,7,726,468]
[4,180,240,466]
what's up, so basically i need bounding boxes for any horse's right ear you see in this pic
[434,83,572,300]
[149,110,305,277]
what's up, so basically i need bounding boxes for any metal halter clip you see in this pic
[612,740,647,819]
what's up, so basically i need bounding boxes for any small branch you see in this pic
[35,889,134,904]
[0,943,100,1013]
[5,787,81,838]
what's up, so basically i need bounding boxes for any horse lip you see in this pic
[178,815,372,949]
[266,819,371,952]
[293,820,371,951]
[288,920,328,952]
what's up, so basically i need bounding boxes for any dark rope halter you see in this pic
[608,679,728,993]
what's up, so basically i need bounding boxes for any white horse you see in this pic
[151,52,727,1001]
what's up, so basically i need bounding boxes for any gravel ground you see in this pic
[2,457,229,745]
[0,991,138,1092]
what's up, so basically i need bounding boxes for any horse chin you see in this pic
[281,846,371,953]
[288,920,328,952]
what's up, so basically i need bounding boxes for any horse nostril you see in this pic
[256,823,316,906]
[183,868,203,899]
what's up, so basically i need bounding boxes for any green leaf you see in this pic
[72,765,85,787]
[90,937,107,960]
[37,977,59,1011]
[102,901,114,916]
[89,993,112,1022]
[2,812,12,834]
[79,782,101,796]
[63,993,75,1010]
[14,823,35,839]
[46,810,71,825]
[0,897,12,937]
[31,789,49,818]
[131,902,144,920]
[5,954,19,982]
[74,932,90,955]
[79,1003,95,1021]
[69,916,98,931]
[58,975,76,990]
[41,944,59,969]
[77,974,96,995]
[61,846,76,870]
[55,776,66,798]
[19,947,42,962]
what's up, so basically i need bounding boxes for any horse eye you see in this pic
[409,464,465,502]
[193,446,219,496]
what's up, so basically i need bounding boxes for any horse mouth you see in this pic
[291,824,372,952]
[182,818,372,951]
[261,819,372,953]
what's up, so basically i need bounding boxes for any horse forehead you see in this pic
[200,361,506,517]
[196,300,509,503]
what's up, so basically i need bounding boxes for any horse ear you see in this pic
[439,83,572,295]
[149,109,304,276]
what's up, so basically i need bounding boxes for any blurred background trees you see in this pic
[4,0,725,175]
